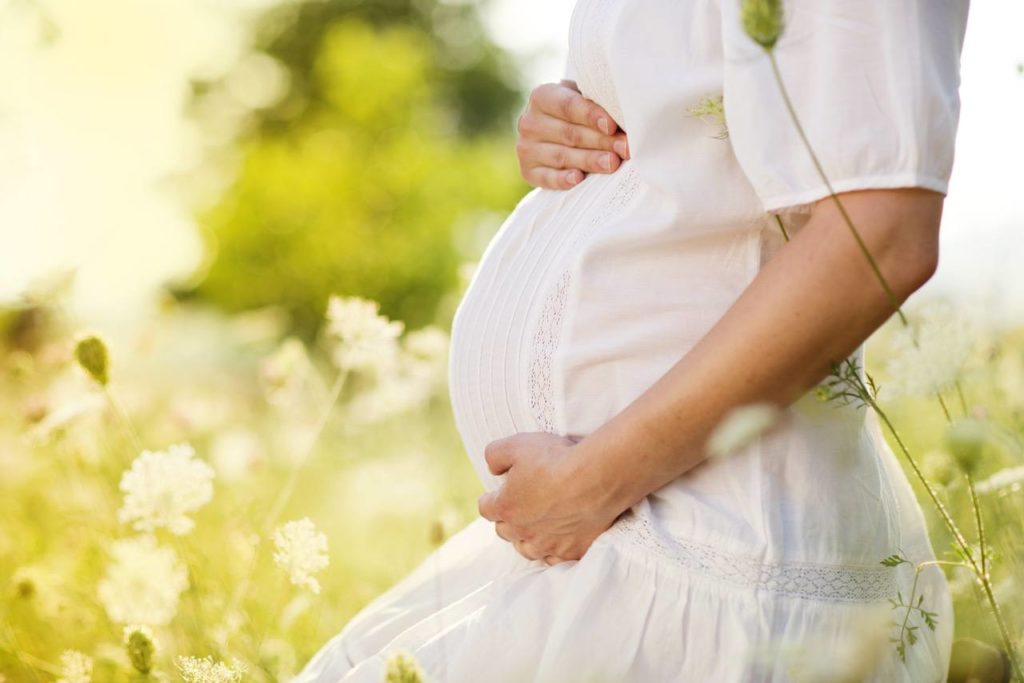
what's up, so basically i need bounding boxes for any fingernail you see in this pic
[598,117,611,135]
[601,154,614,171]
[614,139,628,158]
[566,169,582,185]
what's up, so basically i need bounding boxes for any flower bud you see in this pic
[741,0,784,50]
[945,418,988,475]
[384,650,426,683]
[123,625,156,674]
[73,334,109,386]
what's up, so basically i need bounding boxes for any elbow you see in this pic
[832,188,945,304]
[893,235,939,301]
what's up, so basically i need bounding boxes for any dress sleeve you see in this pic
[719,0,970,214]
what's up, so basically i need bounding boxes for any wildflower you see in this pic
[707,402,783,458]
[56,650,93,683]
[922,450,958,488]
[260,336,312,405]
[402,325,449,370]
[273,518,329,594]
[97,535,188,625]
[975,465,1024,495]
[883,301,974,399]
[123,624,156,675]
[175,655,246,683]
[73,334,109,386]
[945,417,989,475]
[117,443,215,535]
[686,94,728,139]
[325,295,404,372]
[384,649,427,683]
[740,0,784,50]
[210,428,265,482]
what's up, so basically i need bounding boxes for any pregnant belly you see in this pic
[447,164,646,491]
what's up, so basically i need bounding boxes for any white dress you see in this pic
[294,0,970,680]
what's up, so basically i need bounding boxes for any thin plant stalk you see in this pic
[844,363,1022,679]
[224,367,348,624]
[762,44,1019,676]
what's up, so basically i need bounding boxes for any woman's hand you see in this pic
[477,431,626,565]
[516,80,630,190]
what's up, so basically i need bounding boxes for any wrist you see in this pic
[562,421,659,517]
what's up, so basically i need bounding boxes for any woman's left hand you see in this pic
[477,432,625,565]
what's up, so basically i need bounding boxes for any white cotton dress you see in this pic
[293,0,970,680]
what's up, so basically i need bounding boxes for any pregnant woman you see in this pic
[295,0,970,680]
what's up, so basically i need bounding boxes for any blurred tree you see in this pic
[180,0,528,338]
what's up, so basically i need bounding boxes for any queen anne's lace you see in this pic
[602,509,898,603]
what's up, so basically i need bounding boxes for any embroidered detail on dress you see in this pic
[602,508,898,604]
[527,270,573,432]
[526,166,641,432]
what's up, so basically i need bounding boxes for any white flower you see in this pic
[975,465,1024,495]
[175,655,246,683]
[325,295,404,372]
[345,373,432,426]
[97,535,188,625]
[118,443,215,535]
[273,517,329,594]
[344,326,449,426]
[707,402,782,458]
[56,649,93,683]
[883,300,974,398]
[260,337,313,406]
[402,325,449,385]
[210,428,265,482]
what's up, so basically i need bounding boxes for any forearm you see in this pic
[570,189,943,513]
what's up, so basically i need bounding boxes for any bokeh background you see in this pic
[1,0,1023,681]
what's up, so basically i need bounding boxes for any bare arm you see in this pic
[479,187,943,562]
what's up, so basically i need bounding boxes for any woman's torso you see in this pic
[447,0,911,569]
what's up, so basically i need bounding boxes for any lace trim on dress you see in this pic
[602,508,899,604]
[526,166,641,432]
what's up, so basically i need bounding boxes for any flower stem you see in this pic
[224,367,347,627]
[102,385,145,454]
[867,387,1021,680]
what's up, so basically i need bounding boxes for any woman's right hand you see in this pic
[515,80,630,190]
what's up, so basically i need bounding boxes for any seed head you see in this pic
[741,0,784,50]
[73,334,109,386]
[945,418,988,475]
[123,625,156,674]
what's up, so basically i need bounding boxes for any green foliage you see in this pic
[185,10,528,338]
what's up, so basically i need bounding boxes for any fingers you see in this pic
[483,439,515,476]
[520,142,622,191]
[516,81,630,191]
[478,491,499,521]
[529,167,586,191]
[494,520,517,542]
[520,111,627,158]
[531,82,618,135]
[513,539,545,562]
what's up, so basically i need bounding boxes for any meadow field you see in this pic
[2,284,1023,681]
